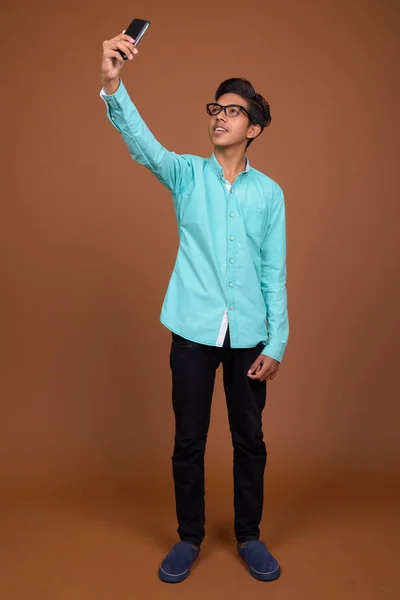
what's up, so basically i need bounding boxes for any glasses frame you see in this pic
[206,102,253,122]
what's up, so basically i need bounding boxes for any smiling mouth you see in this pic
[214,127,228,133]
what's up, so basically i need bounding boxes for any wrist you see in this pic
[101,77,120,96]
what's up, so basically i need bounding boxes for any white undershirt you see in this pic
[215,181,233,347]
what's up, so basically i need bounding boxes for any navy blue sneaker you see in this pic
[158,541,200,583]
[237,540,281,581]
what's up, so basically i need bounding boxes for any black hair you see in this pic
[215,78,271,148]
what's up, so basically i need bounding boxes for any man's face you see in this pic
[208,93,259,149]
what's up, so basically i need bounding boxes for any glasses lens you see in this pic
[226,105,243,117]
[207,104,222,116]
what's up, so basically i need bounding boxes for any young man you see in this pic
[100,32,289,583]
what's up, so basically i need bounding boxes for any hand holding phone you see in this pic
[101,20,151,92]
[118,18,151,60]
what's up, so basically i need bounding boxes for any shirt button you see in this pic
[230,236,234,241]
[111,116,116,121]
[230,212,234,218]
[229,282,233,287]
[229,258,234,263]
[229,305,234,310]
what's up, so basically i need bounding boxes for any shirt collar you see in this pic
[208,153,251,178]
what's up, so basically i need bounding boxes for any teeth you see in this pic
[215,128,226,132]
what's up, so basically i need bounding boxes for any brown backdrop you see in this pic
[1,0,399,525]
[2,1,400,597]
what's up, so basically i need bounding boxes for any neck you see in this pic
[214,146,247,184]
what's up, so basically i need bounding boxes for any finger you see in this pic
[257,365,273,382]
[121,35,137,47]
[247,356,263,376]
[248,366,262,377]
[109,32,134,43]
[104,50,125,65]
[103,46,125,60]
[249,362,264,376]
[121,41,138,56]
[112,41,135,59]
[107,36,136,53]
[248,365,268,380]
[120,33,137,45]
[117,41,134,54]
[264,369,278,382]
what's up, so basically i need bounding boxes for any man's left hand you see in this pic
[247,354,280,382]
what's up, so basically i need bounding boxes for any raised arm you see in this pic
[100,32,193,195]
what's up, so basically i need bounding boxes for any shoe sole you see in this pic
[249,563,281,581]
[238,552,281,581]
[158,566,191,583]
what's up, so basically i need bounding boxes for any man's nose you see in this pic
[216,110,226,122]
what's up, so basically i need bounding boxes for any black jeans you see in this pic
[170,327,267,546]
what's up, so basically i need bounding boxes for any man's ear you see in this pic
[247,123,262,141]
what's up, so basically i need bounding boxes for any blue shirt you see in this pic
[100,81,289,362]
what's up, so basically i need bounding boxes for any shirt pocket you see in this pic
[242,206,265,239]
[176,191,197,227]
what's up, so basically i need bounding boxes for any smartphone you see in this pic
[118,18,151,60]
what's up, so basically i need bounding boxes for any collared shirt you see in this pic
[100,81,289,362]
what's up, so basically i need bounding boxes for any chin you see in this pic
[211,136,231,147]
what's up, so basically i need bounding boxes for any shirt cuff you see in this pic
[261,340,286,363]
[99,79,123,100]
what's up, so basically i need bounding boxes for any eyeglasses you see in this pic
[206,103,252,121]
